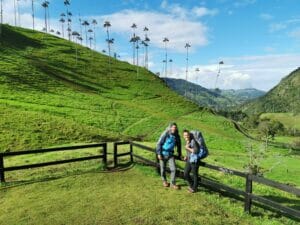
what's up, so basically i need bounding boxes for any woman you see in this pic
[183,129,200,193]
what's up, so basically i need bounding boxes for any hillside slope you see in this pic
[164,78,265,110]
[0,25,245,152]
[242,68,300,114]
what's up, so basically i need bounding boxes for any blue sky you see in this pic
[2,0,300,90]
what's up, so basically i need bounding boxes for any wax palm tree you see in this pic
[41,1,49,32]
[92,19,97,49]
[79,15,83,45]
[59,17,65,38]
[103,21,111,56]
[13,0,16,26]
[56,31,61,36]
[16,0,21,26]
[163,37,169,78]
[135,36,141,67]
[169,59,173,76]
[82,20,90,46]
[31,0,35,30]
[215,61,224,89]
[72,31,80,64]
[88,28,93,47]
[131,23,137,65]
[67,12,72,40]
[89,37,93,49]
[143,27,150,69]
[184,43,191,96]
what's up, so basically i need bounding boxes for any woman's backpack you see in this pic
[189,130,209,162]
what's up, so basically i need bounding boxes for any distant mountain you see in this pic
[163,78,265,110]
[220,88,266,106]
[242,68,300,114]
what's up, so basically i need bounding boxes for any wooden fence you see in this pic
[1,141,299,220]
[113,141,300,220]
[0,143,107,182]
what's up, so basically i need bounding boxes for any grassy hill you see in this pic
[0,25,299,225]
[242,68,300,115]
[164,78,265,110]
[0,25,245,152]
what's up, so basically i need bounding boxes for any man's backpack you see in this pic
[162,135,176,156]
[190,130,209,161]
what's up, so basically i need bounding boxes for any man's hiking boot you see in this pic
[171,184,180,190]
[163,181,170,187]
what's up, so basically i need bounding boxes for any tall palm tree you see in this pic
[131,23,137,65]
[169,59,173,76]
[64,0,71,40]
[88,29,93,47]
[31,0,35,30]
[0,0,3,37]
[215,61,224,89]
[59,16,65,38]
[67,12,72,41]
[13,0,17,26]
[16,0,20,26]
[72,31,80,64]
[184,43,191,97]
[163,37,169,78]
[79,15,83,45]
[143,27,150,69]
[41,1,49,32]
[135,36,141,67]
[92,19,97,50]
[82,20,90,46]
[103,21,111,56]
[89,37,93,49]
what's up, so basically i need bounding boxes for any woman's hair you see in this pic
[183,129,190,134]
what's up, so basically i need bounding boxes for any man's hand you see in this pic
[157,154,163,160]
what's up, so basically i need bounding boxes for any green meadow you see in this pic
[0,25,299,224]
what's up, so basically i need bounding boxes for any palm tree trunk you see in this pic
[47,6,50,31]
[185,47,189,97]
[44,7,47,32]
[85,26,88,46]
[93,24,96,50]
[62,23,64,38]
[17,0,20,26]
[14,0,17,26]
[0,0,3,38]
[165,43,168,78]
[32,0,35,30]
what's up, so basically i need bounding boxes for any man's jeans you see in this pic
[159,155,176,185]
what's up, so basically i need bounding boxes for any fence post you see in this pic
[129,142,133,163]
[244,174,253,213]
[113,143,118,168]
[0,154,5,183]
[102,143,107,169]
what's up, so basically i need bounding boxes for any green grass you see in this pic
[0,164,298,225]
[0,25,299,224]
[260,113,300,130]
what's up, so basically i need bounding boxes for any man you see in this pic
[156,122,182,189]
[183,129,200,193]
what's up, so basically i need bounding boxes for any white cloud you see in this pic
[192,7,219,17]
[289,28,300,39]
[168,54,300,90]
[233,0,256,8]
[269,23,287,32]
[98,10,209,52]
[259,13,273,21]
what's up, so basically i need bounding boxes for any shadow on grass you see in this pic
[0,162,135,191]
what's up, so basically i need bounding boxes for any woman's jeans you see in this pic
[184,160,200,191]
[159,155,176,185]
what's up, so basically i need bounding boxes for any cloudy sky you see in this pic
[1,0,300,91]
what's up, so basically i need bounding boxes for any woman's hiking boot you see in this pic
[163,181,170,187]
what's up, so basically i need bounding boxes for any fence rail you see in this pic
[1,141,299,220]
[128,141,300,219]
[0,143,107,182]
